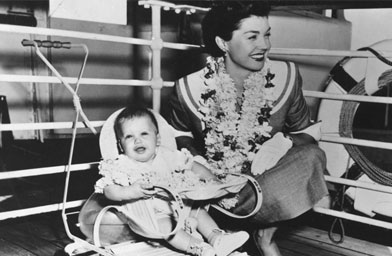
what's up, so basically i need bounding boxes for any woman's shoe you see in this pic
[252,228,282,256]
[252,229,264,256]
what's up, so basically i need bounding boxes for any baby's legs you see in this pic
[159,216,215,256]
[190,208,219,240]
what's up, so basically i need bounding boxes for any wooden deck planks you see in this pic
[0,238,35,256]
[0,212,391,256]
[281,226,392,256]
[278,234,368,256]
[0,215,71,256]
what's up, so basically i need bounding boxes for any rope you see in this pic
[328,157,351,244]
[358,47,392,66]
[339,70,392,186]
[328,218,345,243]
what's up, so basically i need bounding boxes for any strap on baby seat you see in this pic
[92,185,186,247]
[211,173,263,219]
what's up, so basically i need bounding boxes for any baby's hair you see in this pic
[114,106,159,140]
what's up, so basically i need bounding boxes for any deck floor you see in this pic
[0,212,391,256]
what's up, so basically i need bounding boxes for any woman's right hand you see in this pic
[251,132,292,176]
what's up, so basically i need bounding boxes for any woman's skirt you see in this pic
[233,144,329,225]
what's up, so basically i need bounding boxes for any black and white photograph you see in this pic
[0,1,392,255]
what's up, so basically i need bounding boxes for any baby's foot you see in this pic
[187,240,216,256]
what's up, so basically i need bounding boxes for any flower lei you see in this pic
[199,56,277,176]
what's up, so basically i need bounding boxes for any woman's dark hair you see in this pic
[202,1,271,57]
[114,106,159,139]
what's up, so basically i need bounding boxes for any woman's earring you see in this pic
[156,134,161,147]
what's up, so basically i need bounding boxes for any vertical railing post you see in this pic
[150,4,163,112]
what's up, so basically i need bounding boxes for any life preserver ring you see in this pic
[317,39,392,185]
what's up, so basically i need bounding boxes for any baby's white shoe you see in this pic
[211,229,249,256]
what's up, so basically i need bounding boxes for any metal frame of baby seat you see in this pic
[38,42,189,255]
[21,39,118,256]
[31,44,196,255]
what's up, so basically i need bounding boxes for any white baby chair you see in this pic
[69,108,263,256]
[94,108,188,242]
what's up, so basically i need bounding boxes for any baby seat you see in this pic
[78,108,263,250]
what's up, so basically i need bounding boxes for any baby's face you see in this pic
[118,116,159,163]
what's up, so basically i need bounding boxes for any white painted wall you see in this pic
[345,9,392,50]
[49,0,127,25]
[269,11,351,118]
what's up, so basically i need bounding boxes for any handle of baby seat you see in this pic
[211,173,263,219]
[92,186,186,246]
[93,205,122,247]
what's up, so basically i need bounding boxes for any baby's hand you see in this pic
[132,182,157,199]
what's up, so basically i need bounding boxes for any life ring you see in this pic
[317,39,392,185]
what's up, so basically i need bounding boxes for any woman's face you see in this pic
[118,116,159,163]
[225,15,271,75]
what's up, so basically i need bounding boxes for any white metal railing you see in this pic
[0,162,98,221]
[0,1,391,253]
[0,74,175,87]
[0,121,105,131]
[0,200,86,221]
[0,162,98,180]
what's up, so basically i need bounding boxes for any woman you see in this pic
[168,2,329,256]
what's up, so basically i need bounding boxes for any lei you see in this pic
[199,56,277,176]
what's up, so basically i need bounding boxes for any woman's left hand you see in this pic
[251,132,292,176]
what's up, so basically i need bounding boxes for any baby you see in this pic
[94,106,249,256]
